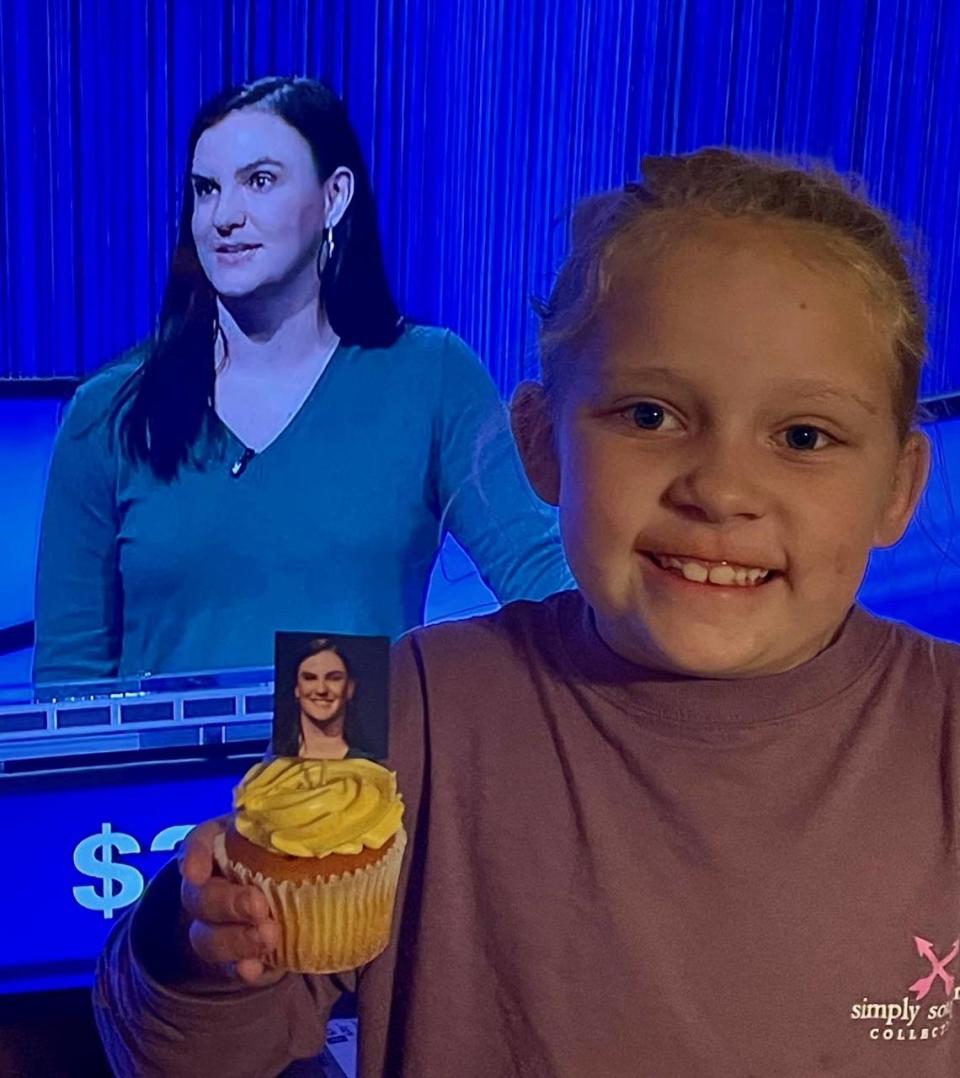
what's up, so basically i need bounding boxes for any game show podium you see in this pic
[0,669,357,1077]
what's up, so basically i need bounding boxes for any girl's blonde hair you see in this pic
[534,148,926,439]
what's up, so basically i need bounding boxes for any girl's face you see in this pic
[190,109,331,300]
[529,219,928,678]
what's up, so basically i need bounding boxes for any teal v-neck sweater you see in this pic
[33,326,572,682]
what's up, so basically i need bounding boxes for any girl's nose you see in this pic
[663,441,766,523]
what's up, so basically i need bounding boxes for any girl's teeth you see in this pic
[680,563,709,583]
[658,555,770,587]
[707,564,736,586]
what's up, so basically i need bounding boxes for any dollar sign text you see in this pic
[73,823,145,920]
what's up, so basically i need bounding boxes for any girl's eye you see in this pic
[628,401,676,431]
[192,178,216,198]
[782,424,833,451]
[249,171,276,190]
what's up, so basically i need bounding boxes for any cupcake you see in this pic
[214,756,406,974]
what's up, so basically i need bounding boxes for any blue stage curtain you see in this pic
[1,0,958,399]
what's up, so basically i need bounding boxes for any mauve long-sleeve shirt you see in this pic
[95,591,960,1076]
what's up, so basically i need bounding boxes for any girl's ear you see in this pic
[873,430,931,547]
[510,381,561,506]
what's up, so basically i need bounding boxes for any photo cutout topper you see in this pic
[272,631,390,762]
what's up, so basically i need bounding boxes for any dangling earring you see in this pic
[213,310,229,373]
[316,225,335,277]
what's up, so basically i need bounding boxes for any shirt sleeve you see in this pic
[431,331,575,603]
[93,859,339,1078]
[32,385,123,684]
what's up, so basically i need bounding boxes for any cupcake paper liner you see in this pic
[214,827,407,974]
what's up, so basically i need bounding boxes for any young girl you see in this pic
[95,150,960,1077]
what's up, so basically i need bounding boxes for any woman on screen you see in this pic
[33,76,572,684]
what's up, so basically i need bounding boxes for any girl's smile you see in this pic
[516,214,929,680]
[641,552,776,589]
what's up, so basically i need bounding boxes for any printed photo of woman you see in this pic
[273,633,387,760]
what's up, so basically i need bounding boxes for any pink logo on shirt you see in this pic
[908,937,960,1001]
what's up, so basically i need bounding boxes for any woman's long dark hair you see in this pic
[119,77,402,479]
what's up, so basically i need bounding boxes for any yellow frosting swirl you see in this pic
[233,757,404,858]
